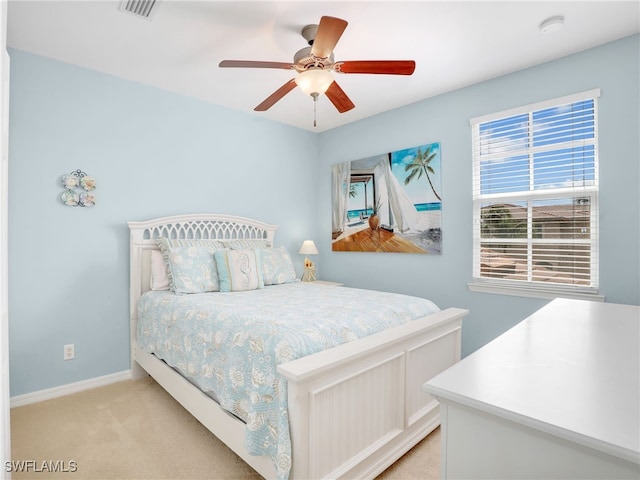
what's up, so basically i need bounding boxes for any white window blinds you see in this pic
[471,89,600,297]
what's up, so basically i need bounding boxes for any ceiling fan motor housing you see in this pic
[301,24,318,45]
[294,46,334,69]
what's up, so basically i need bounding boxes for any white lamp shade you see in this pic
[299,240,319,255]
[295,69,334,96]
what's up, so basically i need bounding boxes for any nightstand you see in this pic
[311,280,344,286]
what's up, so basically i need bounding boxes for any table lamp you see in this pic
[299,240,318,282]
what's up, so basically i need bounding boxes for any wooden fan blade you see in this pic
[219,60,294,70]
[254,79,297,111]
[325,81,355,113]
[336,60,416,75]
[311,16,348,59]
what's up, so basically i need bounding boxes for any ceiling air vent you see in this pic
[119,0,158,20]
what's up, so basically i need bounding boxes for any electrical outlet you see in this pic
[63,344,75,360]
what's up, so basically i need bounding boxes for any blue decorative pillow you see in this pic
[226,239,271,249]
[157,238,224,293]
[158,238,225,251]
[165,246,219,293]
[215,249,264,292]
[260,246,297,285]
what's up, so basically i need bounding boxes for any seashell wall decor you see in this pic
[61,169,96,207]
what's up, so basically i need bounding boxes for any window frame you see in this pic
[468,89,604,301]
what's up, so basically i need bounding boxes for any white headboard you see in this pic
[128,214,278,364]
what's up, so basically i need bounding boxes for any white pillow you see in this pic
[150,250,170,291]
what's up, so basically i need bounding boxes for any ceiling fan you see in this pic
[219,16,416,126]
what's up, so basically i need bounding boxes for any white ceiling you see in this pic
[7,1,640,132]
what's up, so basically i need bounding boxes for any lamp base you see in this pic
[301,266,317,282]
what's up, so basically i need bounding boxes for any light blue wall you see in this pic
[318,34,640,355]
[8,49,319,396]
[8,34,639,397]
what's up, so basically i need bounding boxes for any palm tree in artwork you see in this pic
[404,144,441,201]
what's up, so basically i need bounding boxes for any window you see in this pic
[469,89,601,300]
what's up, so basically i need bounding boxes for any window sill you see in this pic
[467,281,605,302]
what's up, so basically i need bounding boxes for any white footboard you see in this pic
[279,307,466,480]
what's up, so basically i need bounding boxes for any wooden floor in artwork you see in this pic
[332,227,426,253]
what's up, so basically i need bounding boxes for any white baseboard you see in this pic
[10,370,132,408]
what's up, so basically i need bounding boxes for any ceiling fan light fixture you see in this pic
[295,69,334,96]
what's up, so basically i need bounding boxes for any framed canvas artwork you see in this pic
[331,142,442,254]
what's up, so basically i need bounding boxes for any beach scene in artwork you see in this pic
[331,142,442,254]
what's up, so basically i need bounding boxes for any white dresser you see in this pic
[425,298,639,479]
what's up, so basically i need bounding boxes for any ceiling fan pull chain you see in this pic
[312,92,319,127]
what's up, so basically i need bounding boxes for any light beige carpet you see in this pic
[11,377,440,479]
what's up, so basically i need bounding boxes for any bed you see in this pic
[129,213,468,480]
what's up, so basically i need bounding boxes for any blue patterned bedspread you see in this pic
[137,282,440,479]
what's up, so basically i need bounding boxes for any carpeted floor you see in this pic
[10,377,441,479]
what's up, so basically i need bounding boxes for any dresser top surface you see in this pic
[426,298,640,463]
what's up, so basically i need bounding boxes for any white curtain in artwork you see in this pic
[371,160,390,225]
[368,157,419,233]
[331,161,351,233]
[380,158,420,232]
